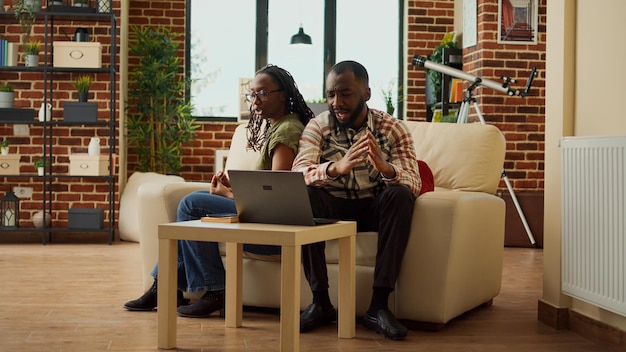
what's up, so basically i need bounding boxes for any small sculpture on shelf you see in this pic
[32,210,52,228]
[0,189,20,229]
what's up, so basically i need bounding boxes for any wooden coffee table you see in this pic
[156,220,357,351]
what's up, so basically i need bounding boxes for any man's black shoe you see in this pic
[362,308,408,340]
[300,302,337,332]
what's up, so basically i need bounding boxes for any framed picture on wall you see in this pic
[497,0,538,44]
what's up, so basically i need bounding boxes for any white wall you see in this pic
[544,0,626,330]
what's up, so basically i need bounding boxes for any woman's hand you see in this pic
[211,171,234,198]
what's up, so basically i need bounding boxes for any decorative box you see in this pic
[68,208,104,229]
[53,41,102,68]
[69,153,108,176]
[0,155,20,175]
[63,102,98,122]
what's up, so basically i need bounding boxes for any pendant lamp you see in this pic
[290,25,312,45]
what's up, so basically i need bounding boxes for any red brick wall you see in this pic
[406,0,546,192]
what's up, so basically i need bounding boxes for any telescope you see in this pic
[411,54,536,97]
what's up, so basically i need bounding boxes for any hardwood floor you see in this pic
[0,239,611,351]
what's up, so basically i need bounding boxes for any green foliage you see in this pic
[380,81,403,116]
[427,39,460,105]
[24,40,41,55]
[0,82,13,92]
[12,0,37,45]
[33,158,46,168]
[74,75,92,93]
[126,26,198,175]
[0,138,9,149]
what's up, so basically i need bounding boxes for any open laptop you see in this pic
[228,170,338,226]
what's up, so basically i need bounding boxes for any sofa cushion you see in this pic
[418,160,434,195]
[405,121,505,194]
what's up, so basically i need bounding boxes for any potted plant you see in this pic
[33,157,46,176]
[74,75,92,102]
[126,26,198,175]
[0,82,14,108]
[24,40,40,67]
[0,138,9,155]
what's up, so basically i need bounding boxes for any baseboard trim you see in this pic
[538,299,626,350]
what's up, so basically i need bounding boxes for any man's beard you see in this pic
[331,98,366,130]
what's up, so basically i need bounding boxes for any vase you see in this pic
[25,54,39,67]
[1,147,8,155]
[88,137,101,156]
[32,211,52,228]
[38,167,44,176]
[39,103,52,122]
[0,91,14,108]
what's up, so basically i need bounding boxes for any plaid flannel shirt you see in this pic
[292,108,421,199]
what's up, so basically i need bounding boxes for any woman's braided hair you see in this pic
[246,64,315,151]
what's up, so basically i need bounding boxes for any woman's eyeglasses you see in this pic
[245,89,283,103]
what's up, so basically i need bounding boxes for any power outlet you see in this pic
[13,187,33,198]
[13,124,30,136]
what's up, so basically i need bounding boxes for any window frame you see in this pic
[185,0,404,120]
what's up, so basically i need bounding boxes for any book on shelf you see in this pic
[0,39,18,67]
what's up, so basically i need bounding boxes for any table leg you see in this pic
[225,242,243,328]
[280,245,301,352]
[157,238,178,349]
[337,235,356,338]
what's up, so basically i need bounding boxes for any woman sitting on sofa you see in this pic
[124,64,315,318]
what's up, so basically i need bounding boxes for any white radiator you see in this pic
[561,135,626,317]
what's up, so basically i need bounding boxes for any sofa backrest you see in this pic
[224,124,260,172]
[225,121,506,194]
[405,121,505,194]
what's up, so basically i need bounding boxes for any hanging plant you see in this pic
[126,26,198,175]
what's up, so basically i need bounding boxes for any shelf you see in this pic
[0,11,114,22]
[0,7,116,245]
[0,66,113,73]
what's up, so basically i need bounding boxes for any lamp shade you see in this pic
[290,26,312,45]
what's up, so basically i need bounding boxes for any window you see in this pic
[187,0,402,119]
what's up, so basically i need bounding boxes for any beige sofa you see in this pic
[133,120,506,328]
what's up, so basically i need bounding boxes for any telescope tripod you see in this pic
[456,84,537,246]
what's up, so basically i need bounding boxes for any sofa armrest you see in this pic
[137,181,212,290]
[396,189,505,323]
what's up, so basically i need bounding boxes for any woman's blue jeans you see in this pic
[150,190,280,293]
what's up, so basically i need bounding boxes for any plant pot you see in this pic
[78,92,89,102]
[0,147,8,155]
[25,54,39,67]
[0,91,14,108]
[37,167,44,176]
[25,0,42,12]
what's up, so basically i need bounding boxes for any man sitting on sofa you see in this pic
[292,60,421,340]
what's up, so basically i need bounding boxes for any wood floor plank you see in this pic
[0,242,610,351]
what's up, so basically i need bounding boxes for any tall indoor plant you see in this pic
[12,0,40,45]
[126,26,198,175]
